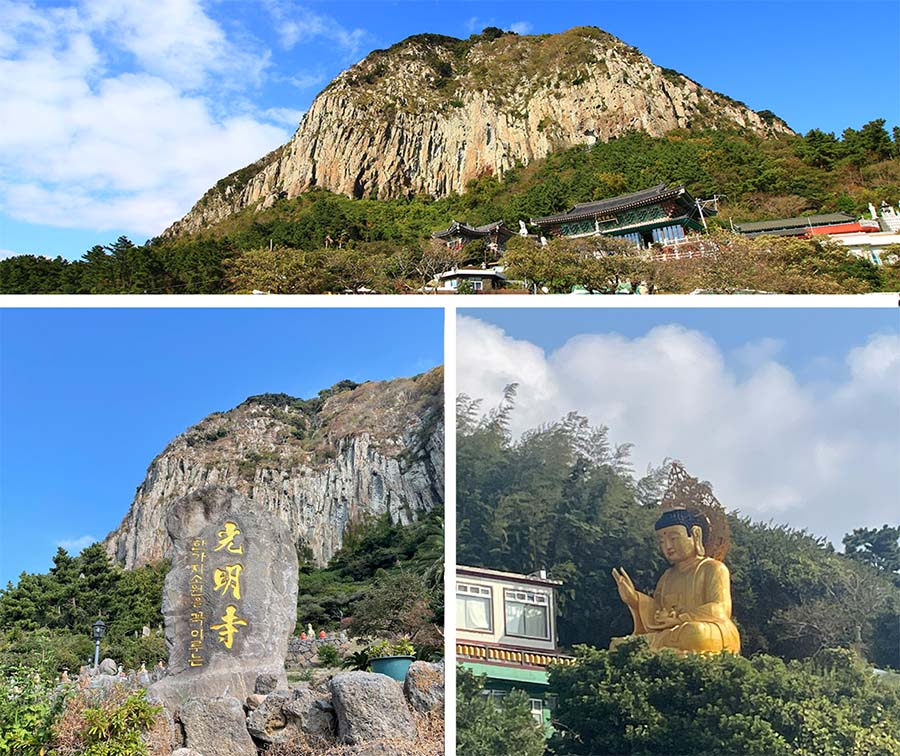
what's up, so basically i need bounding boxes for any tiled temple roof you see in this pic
[531,183,702,226]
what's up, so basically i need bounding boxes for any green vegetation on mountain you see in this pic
[456,390,900,669]
[295,508,444,656]
[2,120,898,293]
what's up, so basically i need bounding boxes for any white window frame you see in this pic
[456,582,493,632]
[504,588,551,640]
[529,698,544,724]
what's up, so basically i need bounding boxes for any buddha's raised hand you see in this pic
[612,567,638,608]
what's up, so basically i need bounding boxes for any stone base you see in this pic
[148,665,287,713]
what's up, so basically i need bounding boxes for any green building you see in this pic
[531,183,712,249]
[457,564,574,733]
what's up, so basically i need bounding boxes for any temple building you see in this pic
[432,220,515,255]
[734,212,881,238]
[457,564,574,734]
[432,266,508,293]
[530,183,711,249]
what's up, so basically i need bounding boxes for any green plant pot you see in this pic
[370,655,414,681]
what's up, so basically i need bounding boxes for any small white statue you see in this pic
[519,220,528,236]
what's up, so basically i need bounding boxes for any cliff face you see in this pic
[166,27,792,236]
[104,369,443,569]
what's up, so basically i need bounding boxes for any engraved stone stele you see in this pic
[148,486,298,711]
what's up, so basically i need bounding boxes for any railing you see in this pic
[457,642,576,668]
[645,240,719,262]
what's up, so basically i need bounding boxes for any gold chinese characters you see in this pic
[210,604,248,649]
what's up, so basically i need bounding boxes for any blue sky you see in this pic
[458,308,900,549]
[1,0,897,261]
[0,307,443,586]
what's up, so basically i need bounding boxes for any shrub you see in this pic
[50,686,165,756]
[368,638,415,658]
[549,639,900,755]
[316,644,341,667]
[0,664,71,755]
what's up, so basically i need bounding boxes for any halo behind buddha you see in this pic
[660,461,730,560]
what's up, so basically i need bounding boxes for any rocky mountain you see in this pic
[167,26,792,236]
[104,368,443,570]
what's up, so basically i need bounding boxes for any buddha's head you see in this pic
[655,508,706,564]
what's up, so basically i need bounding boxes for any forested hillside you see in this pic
[2,121,898,294]
[456,390,900,669]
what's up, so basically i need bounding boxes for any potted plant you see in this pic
[367,638,415,681]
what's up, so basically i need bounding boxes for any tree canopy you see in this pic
[548,640,900,755]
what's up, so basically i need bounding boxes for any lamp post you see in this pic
[91,618,107,671]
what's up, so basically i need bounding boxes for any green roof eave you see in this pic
[605,216,705,236]
[460,661,550,686]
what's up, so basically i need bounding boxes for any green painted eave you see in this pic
[461,661,550,686]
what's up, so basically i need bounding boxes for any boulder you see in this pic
[403,661,444,715]
[148,487,298,711]
[247,691,291,744]
[255,672,280,694]
[284,687,335,739]
[171,750,205,756]
[98,658,117,675]
[178,696,256,756]
[247,687,334,744]
[246,693,266,710]
[329,672,416,746]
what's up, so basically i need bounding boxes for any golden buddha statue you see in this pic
[611,464,740,654]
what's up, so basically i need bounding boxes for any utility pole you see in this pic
[696,198,708,231]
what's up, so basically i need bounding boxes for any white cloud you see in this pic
[509,21,533,35]
[0,0,290,237]
[81,0,269,91]
[282,71,327,90]
[457,317,900,549]
[0,248,22,259]
[261,0,366,53]
[57,535,98,553]
[730,337,784,369]
[264,107,306,128]
[465,16,483,33]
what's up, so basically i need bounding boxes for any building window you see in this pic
[472,279,483,291]
[621,231,643,248]
[504,589,550,639]
[529,698,544,724]
[652,224,686,244]
[457,583,493,631]
[449,279,458,289]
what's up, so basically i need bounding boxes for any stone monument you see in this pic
[611,462,741,654]
[149,486,298,710]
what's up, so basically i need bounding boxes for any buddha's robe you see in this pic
[626,556,740,654]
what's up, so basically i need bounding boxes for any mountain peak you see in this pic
[165,26,792,237]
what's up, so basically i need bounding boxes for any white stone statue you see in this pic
[519,220,528,236]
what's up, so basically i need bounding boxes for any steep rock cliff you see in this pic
[167,27,792,235]
[104,368,443,569]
